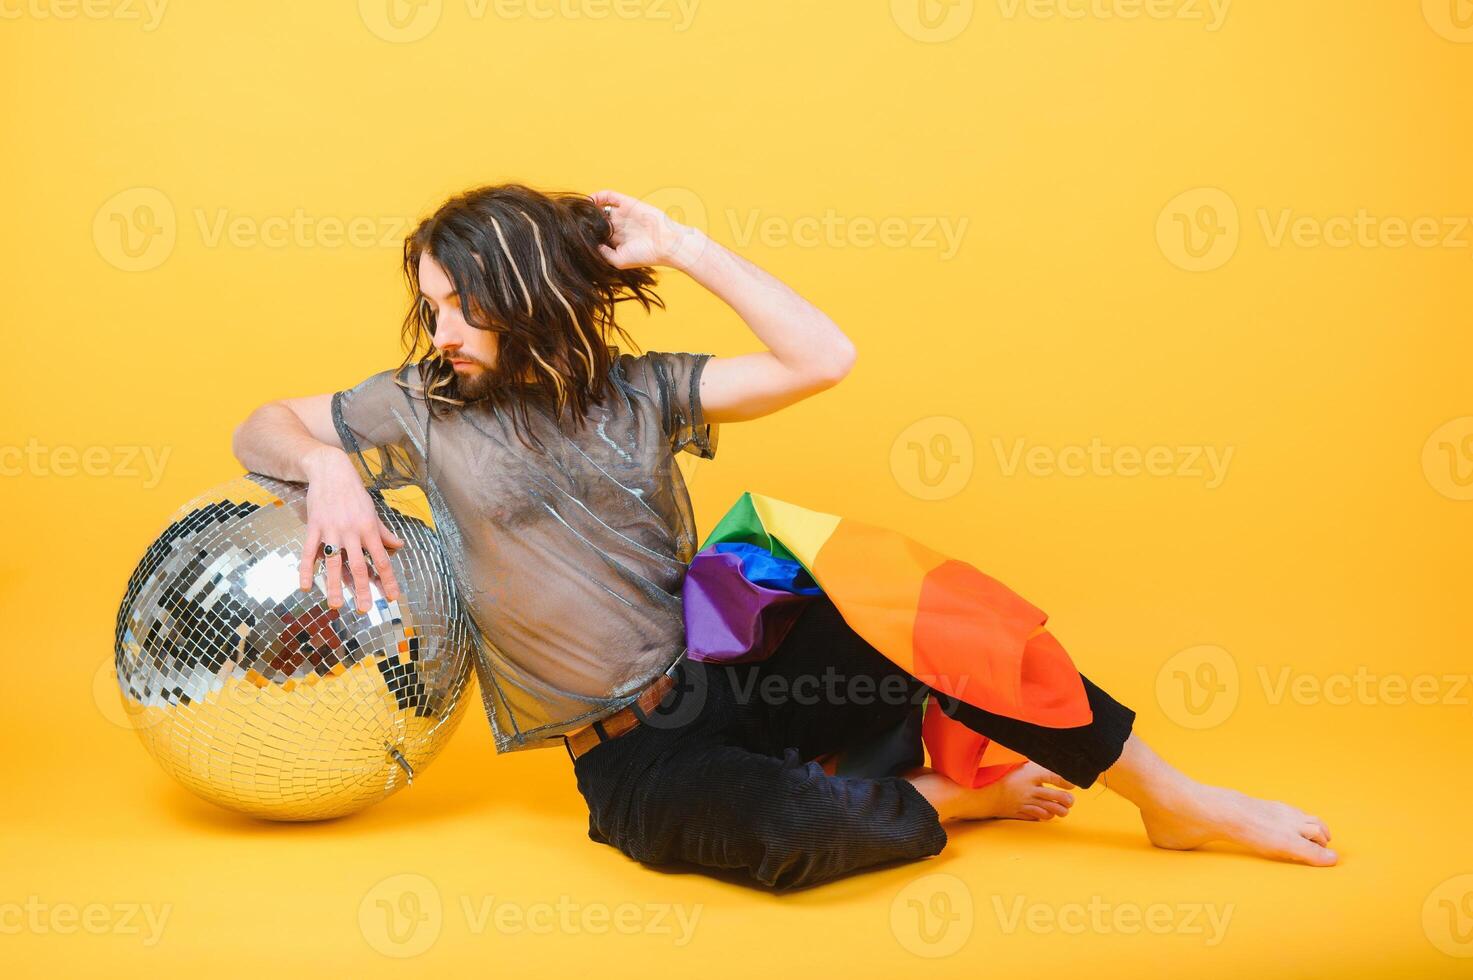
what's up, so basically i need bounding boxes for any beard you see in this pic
[450,367,496,401]
[447,360,544,404]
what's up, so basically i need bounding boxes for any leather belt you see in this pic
[562,671,677,762]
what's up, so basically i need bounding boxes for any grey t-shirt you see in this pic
[330,349,718,753]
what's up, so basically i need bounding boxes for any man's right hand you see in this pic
[298,447,405,612]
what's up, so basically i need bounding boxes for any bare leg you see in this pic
[1099,732,1337,866]
[906,734,1337,867]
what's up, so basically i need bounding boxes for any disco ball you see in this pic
[113,472,479,821]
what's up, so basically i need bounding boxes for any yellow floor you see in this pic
[7,579,1470,978]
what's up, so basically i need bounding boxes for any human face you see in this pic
[418,252,502,399]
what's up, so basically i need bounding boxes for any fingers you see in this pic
[300,520,348,609]
[299,487,403,611]
[598,243,635,270]
[299,524,321,592]
[346,536,373,613]
[1017,804,1052,821]
[590,188,635,209]
[378,519,404,553]
[324,543,345,609]
[314,538,394,613]
[366,534,400,603]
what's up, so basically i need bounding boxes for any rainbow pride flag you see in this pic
[681,491,1094,788]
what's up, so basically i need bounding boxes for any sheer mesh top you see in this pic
[330,349,718,753]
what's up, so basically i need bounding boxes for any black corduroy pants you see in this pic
[568,594,1135,890]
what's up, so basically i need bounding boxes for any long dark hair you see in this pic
[393,182,665,453]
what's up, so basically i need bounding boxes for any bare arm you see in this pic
[231,394,344,484]
[231,395,404,611]
[592,189,858,424]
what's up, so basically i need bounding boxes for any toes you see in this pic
[1035,787,1075,808]
[1035,799,1071,818]
[1307,815,1331,842]
[1035,768,1076,790]
[1280,836,1338,867]
[1301,823,1329,846]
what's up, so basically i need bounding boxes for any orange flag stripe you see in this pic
[806,517,945,676]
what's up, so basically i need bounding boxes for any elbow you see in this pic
[230,402,273,465]
[816,338,857,387]
[230,415,253,467]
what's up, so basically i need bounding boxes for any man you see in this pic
[232,182,1336,890]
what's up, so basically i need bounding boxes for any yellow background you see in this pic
[3,1,1471,976]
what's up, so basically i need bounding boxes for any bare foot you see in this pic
[1102,735,1337,867]
[908,762,1076,823]
[1135,780,1338,867]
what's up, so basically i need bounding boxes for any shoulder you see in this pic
[340,361,430,397]
[335,360,435,433]
[610,349,711,396]
[368,361,438,416]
